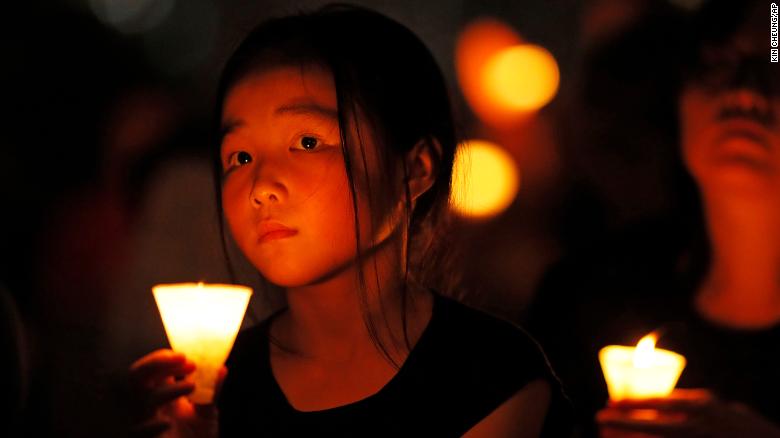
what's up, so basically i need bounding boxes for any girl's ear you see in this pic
[404,138,441,206]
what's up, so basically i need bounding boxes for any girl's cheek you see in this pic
[294,152,353,207]
[221,177,252,237]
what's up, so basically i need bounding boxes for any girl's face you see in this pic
[679,6,780,196]
[220,65,403,287]
[680,74,780,196]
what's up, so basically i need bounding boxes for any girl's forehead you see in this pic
[222,65,337,119]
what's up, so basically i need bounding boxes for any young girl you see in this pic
[130,5,567,437]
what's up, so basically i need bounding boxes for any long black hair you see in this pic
[211,4,460,368]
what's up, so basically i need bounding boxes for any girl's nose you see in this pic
[251,182,284,207]
[249,165,286,207]
[253,191,276,205]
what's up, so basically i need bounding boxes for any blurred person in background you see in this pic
[529,0,780,437]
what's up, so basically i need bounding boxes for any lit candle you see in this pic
[153,282,252,404]
[599,333,686,401]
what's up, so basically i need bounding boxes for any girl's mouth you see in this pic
[257,220,298,243]
[716,91,776,128]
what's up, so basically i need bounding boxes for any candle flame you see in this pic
[633,333,657,368]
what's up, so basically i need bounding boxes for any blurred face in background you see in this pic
[679,3,780,198]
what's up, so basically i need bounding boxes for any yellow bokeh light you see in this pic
[450,139,520,219]
[482,44,560,112]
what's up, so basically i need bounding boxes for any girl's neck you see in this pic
[695,192,780,329]
[272,235,433,365]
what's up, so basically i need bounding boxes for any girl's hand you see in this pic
[596,389,780,438]
[128,349,227,438]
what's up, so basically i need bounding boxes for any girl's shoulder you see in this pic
[409,291,567,435]
[423,291,554,380]
[225,292,553,381]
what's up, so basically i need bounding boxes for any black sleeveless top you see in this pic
[216,291,571,437]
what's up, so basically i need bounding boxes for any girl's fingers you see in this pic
[131,418,171,437]
[194,402,219,421]
[608,390,716,415]
[610,398,711,414]
[130,350,196,387]
[130,349,181,370]
[214,366,228,399]
[148,380,196,408]
[597,404,703,438]
[598,417,694,437]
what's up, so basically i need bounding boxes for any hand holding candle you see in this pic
[599,332,686,402]
[597,335,780,437]
[153,282,252,404]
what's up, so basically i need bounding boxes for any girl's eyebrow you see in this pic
[220,101,337,141]
[275,101,338,121]
[220,118,244,141]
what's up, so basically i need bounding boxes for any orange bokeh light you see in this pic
[483,44,559,113]
[456,18,522,125]
[455,18,559,125]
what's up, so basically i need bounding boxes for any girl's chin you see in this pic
[695,163,778,197]
[266,262,365,289]
[256,266,335,289]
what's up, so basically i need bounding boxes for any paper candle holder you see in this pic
[153,283,252,404]
[599,334,686,401]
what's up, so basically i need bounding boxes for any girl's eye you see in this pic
[299,136,320,151]
[227,150,253,168]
